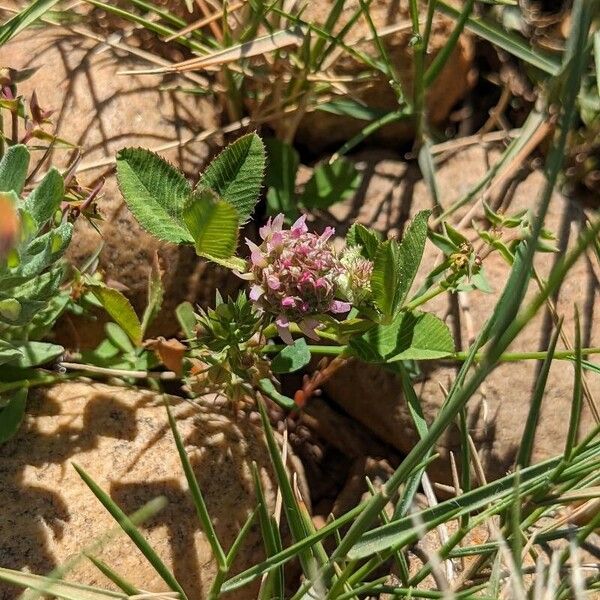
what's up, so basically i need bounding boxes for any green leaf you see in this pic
[350,311,454,362]
[371,239,402,320]
[0,144,30,194]
[116,147,193,244]
[394,210,431,307]
[182,187,239,259]
[0,0,60,45]
[16,222,73,278]
[175,301,196,339]
[9,341,64,367]
[86,279,142,346]
[258,379,295,410]
[0,389,27,443]
[140,254,163,337]
[300,157,361,210]
[265,138,299,218]
[23,167,64,224]
[0,340,23,366]
[200,133,265,222]
[346,223,381,259]
[0,298,22,322]
[271,338,311,374]
[105,322,135,354]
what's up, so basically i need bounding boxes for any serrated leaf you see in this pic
[23,167,64,224]
[395,210,431,307]
[300,157,361,210]
[265,138,299,218]
[86,280,142,346]
[371,239,402,320]
[0,389,27,444]
[350,311,454,363]
[116,147,193,244]
[346,223,381,259]
[183,187,239,259]
[0,144,29,194]
[271,338,311,374]
[199,133,265,222]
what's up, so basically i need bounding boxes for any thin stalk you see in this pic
[424,0,475,87]
[408,0,424,141]
[260,344,600,363]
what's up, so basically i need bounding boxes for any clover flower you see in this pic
[246,214,351,344]
[337,245,374,305]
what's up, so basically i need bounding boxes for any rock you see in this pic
[293,1,476,150]
[319,146,600,485]
[0,382,286,599]
[2,27,241,341]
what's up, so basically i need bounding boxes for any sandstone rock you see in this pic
[319,146,600,484]
[0,382,283,599]
[294,1,476,149]
[1,28,241,341]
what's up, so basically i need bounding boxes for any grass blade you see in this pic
[565,308,583,460]
[0,0,59,45]
[85,556,140,596]
[436,1,560,75]
[164,402,227,567]
[516,319,563,467]
[72,463,188,600]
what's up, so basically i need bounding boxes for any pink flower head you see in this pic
[246,214,350,343]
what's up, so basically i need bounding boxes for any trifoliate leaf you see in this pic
[199,133,265,222]
[183,187,239,259]
[350,311,454,362]
[116,147,193,244]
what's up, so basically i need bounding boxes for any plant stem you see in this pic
[261,344,600,363]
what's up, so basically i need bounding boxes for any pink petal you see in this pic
[246,238,267,267]
[291,214,308,237]
[299,318,320,340]
[276,315,294,345]
[259,220,272,240]
[330,300,351,314]
[267,275,281,290]
[281,296,297,308]
[269,231,284,249]
[320,226,335,243]
[272,213,285,232]
[249,285,264,301]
